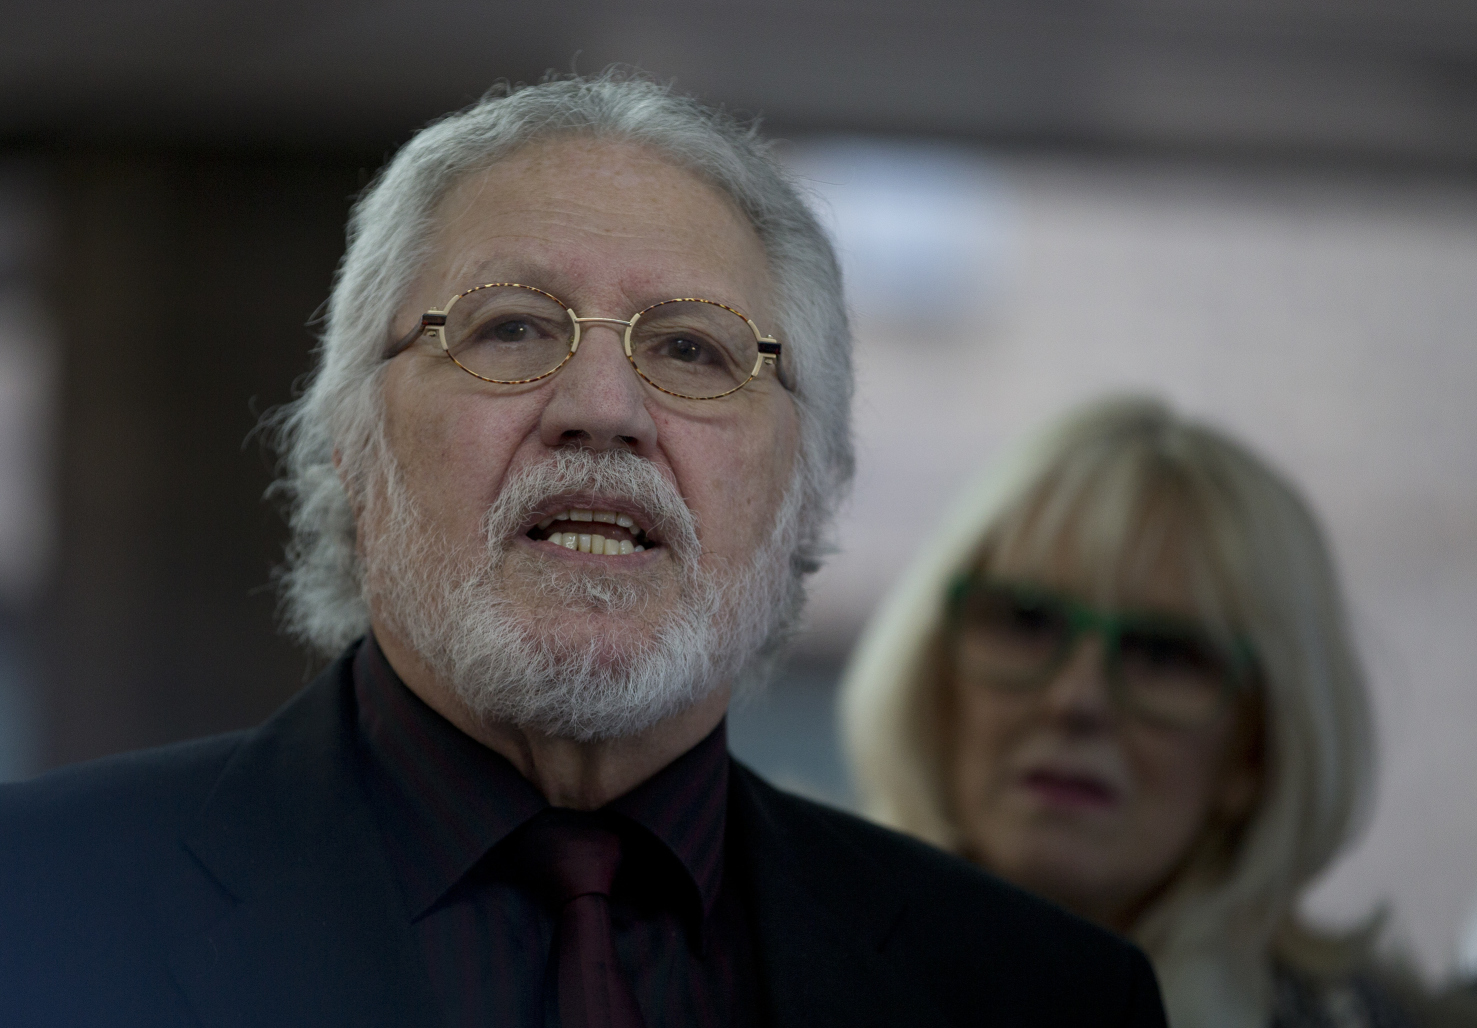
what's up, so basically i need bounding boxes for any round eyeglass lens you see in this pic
[627,300,761,399]
[443,284,576,384]
[953,586,1074,691]
[1114,626,1232,728]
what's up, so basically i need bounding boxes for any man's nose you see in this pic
[536,323,659,453]
[1041,635,1115,733]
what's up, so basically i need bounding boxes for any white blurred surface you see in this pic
[0,289,56,608]
[0,163,55,780]
[0,164,55,608]
[1460,891,1477,980]
[783,139,1477,980]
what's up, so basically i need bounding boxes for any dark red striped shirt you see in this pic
[352,636,760,1028]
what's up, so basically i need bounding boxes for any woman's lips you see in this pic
[1018,769,1120,809]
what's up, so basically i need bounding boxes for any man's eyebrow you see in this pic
[442,259,758,316]
[450,259,572,295]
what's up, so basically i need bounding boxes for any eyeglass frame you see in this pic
[944,574,1258,730]
[382,282,785,401]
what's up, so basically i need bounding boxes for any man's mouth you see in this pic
[525,507,659,557]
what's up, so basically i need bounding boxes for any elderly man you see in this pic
[1,76,1166,1028]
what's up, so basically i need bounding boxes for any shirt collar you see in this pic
[353,635,730,932]
[606,702,730,925]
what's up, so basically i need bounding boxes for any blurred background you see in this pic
[2,0,1475,983]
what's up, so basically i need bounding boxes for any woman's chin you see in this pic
[973,830,1134,922]
[1015,865,1132,926]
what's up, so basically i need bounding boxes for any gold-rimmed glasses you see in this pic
[382,282,784,401]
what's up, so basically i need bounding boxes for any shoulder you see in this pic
[748,770,1143,945]
[733,764,1166,1026]
[0,731,245,856]
[1275,964,1477,1028]
[0,648,357,867]
[0,732,247,923]
[0,647,357,887]
[735,767,1019,902]
[0,655,358,1025]
[0,733,251,1024]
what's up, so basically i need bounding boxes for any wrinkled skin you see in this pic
[361,137,800,807]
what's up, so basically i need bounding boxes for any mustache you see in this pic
[480,448,701,561]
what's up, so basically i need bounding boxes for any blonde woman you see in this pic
[841,397,1444,1028]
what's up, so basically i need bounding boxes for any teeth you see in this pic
[543,528,641,555]
[548,509,638,528]
[539,506,652,554]
[544,529,645,556]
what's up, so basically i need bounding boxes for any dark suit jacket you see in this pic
[0,651,1167,1027]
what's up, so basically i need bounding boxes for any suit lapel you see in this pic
[164,663,949,1028]
[729,766,953,1028]
[168,653,439,1028]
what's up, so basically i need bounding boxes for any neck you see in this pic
[373,625,731,810]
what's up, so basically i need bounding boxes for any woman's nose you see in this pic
[1041,635,1115,731]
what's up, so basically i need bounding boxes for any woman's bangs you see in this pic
[983,447,1242,637]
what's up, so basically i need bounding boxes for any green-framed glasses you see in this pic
[945,576,1257,730]
[383,282,784,401]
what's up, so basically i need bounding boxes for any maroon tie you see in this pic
[513,810,648,1028]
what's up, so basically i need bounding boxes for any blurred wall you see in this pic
[39,146,372,764]
[783,140,1477,978]
[0,161,54,778]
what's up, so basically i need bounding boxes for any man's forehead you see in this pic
[422,261,752,318]
[434,139,752,241]
[420,142,773,310]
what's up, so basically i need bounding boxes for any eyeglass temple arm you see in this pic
[755,337,791,391]
[382,312,448,361]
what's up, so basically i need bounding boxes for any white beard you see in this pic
[360,446,803,742]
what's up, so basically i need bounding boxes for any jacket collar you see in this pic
[167,642,945,1028]
[169,644,442,1028]
[728,762,954,1028]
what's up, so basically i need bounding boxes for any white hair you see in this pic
[266,71,852,653]
[839,396,1374,1028]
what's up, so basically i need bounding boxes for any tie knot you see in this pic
[513,809,624,906]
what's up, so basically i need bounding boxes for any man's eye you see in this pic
[489,319,531,343]
[663,336,713,363]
